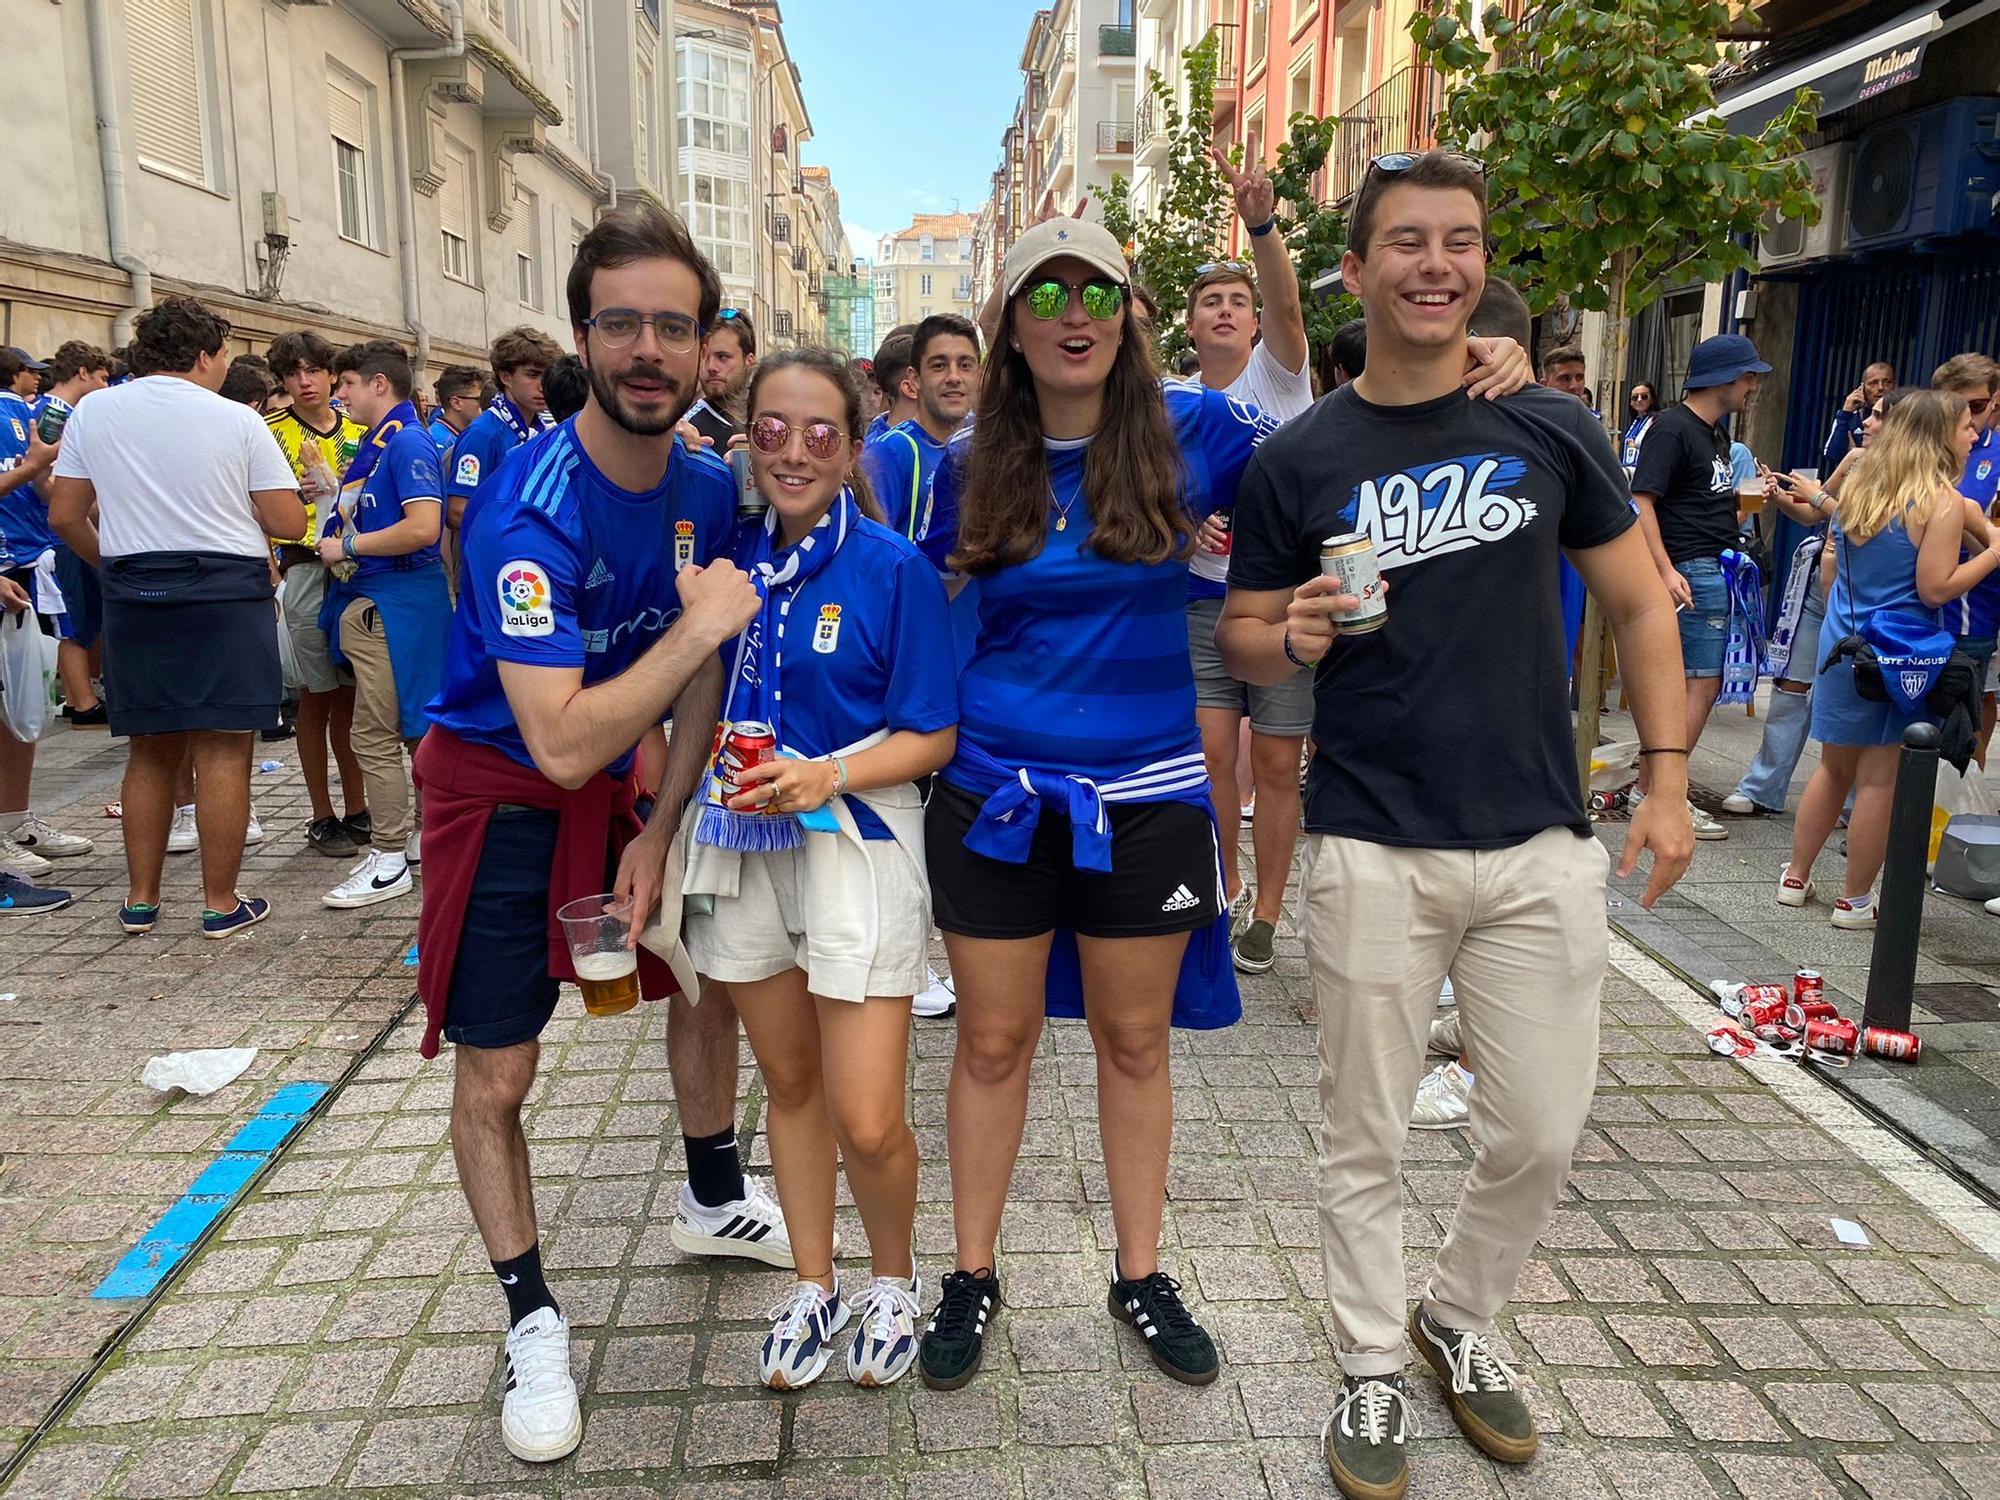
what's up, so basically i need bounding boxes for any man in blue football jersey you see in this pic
[428,365,488,454]
[860,313,979,539]
[417,204,773,1466]
[315,339,453,911]
[31,342,112,731]
[444,326,560,535]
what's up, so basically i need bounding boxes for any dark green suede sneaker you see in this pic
[1323,1373,1415,1500]
[1232,917,1276,974]
[1409,1303,1538,1463]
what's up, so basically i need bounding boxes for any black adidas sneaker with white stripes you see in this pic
[918,1267,1000,1389]
[1109,1263,1218,1385]
[669,1179,833,1269]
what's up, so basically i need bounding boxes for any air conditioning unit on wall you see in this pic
[1759,143,1852,268]
[1848,96,2000,251]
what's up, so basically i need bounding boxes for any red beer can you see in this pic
[1861,1026,1922,1062]
[1804,1016,1859,1056]
[1742,996,1790,1029]
[1785,999,1838,1030]
[1794,968,1824,1004]
[718,720,780,812]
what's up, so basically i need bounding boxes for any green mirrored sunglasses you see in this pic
[1023,277,1126,322]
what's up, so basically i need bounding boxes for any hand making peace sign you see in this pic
[1210,146,1275,230]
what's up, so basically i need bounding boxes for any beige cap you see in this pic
[1002,218,1129,299]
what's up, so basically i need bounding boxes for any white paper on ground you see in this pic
[141,1047,257,1096]
[1830,1217,1872,1247]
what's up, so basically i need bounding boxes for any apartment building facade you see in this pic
[872,213,978,337]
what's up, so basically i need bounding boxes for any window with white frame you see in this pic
[513,188,542,309]
[1244,101,1265,172]
[676,39,752,159]
[688,173,752,279]
[128,0,218,187]
[1247,0,1269,72]
[920,273,933,297]
[920,235,934,263]
[570,220,589,267]
[1288,50,1314,122]
[561,5,583,139]
[327,70,376,248]
[637,56,656,181]
[440,143,475,284]
[873,272,894,300]
[484,0,522,47]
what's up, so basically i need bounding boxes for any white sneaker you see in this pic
[0,836,52,880]
[1428,1010,1463,1057]
[1437,975,1455,1008]
[1777,870,1816,907]
[1720,793,1763,816]
[1832,895,1878,930]
[9,813,92,860]
[669,1178,825,1268]
[847,1272,923,1387]
[1690,803,1729,841]
[1411,1062,1472,1131]
[165,805,199,854]
[321,850,413,909]
[912,967,956,1019]
[499,1307,581,1462]
[244,812,264,846]
[406,828,420,865]
[1626,787,1646,809]
[760,1277,849,1390]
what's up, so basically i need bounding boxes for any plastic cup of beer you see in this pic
[557,894,640,1017]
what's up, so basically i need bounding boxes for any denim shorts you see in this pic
[1678,557,1730,680]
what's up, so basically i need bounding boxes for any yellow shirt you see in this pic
[263,406,364,544]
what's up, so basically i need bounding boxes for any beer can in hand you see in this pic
[730,447,769,522]
[720,721,781,814]
[1319,533,1387,634]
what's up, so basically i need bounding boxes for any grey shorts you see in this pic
[280,563,342,695]
[1187,595,1314,737]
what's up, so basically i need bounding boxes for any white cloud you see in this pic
[843,220,887,260]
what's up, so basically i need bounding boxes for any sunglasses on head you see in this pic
[1361,150,1488,195]
[1022,276,1126,322]
[750,415,847,460]
[1195,260,1250,276]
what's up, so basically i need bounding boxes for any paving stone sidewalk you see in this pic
[0,726,420,1471]
[6,877,2000,1497]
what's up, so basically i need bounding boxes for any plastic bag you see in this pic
[1588,739,1641,793]
[140,1048,257,1096]
[0,609,58,742]
[1930,762,1998,863]
[1933,815,2000,900]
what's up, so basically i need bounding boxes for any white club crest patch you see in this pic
[813,603,842,654]
[454,452,481,486]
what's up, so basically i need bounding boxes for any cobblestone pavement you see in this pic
[5,787,2000,1500]
[0,726,419,1470]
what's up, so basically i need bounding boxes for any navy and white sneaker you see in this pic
[0,871,73,917]
[202,895,270,940]
[760,1277,849,1390]
[670,1178,823,1269]
[847,1272,923,1387]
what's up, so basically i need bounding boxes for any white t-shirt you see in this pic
[53,376,297,560]
[1219,339,1314,423]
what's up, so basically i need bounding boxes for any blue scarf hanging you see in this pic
[488,392,552,444]
[1718,547,1765,707]
[1763,532,1823,680]
[695,490,856,853]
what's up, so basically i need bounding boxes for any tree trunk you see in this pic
[1574,254,1634,797]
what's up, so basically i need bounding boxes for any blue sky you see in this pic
[784,0,1046,259]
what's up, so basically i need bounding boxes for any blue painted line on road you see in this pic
[92,1081,330,1299]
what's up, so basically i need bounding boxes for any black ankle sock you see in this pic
[492,1244,558,1329]
[683,1127,747,1209]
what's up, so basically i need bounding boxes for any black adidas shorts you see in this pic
[926,780,1223,941]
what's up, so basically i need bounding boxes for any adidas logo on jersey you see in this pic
[583,558,615,590]
[1161,884,1201,913]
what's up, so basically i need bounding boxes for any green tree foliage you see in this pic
[1267,112,1360,356]
[1411,0,1818,411]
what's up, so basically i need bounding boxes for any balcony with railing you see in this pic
[1049,30,1078,109]
[1096,118,1134,156]
[792,246,808,273]
[774,309,794,339]
[1044,126,1067,186]
[1208,22,1240,122]
[1098,24,1135,59]
[772,212,792,246]
[1326,66,1447,206]
[1136,93,1169,166]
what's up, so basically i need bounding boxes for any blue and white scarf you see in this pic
[695,489,856,853]
[488,391,552,444]
[1718,547,1766,707]
[1763,532,1824,680]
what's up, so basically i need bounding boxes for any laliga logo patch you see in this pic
[455,452,480,486]
[813,603,842,655]
[673,518,695,570]
[497,559,554,638]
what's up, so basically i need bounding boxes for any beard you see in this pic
[587,358,693,437]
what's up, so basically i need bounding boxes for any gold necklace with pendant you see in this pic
[1049,480,1077,533]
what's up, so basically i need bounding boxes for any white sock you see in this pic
[0,809,27,832]
[1452,1061,1474,1088]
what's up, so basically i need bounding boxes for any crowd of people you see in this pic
[3,140,1995,1500]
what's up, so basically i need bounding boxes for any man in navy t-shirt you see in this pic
[415,205,775,1469]
[315,339,452,911]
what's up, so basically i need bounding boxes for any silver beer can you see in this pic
[1319,531,1387,633]
[729,446,769,522]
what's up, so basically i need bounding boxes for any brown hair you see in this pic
[564,202,721,334]
[1933,352,1999,395]
[1541,343,1586,375]
[744,346,886,526]
[134,295,231,375]
[488,325,563,379]
[1348,149,1488,260]
[266,329,335,379]
[1188,264,1257,309]
[950,289,1186,576]
[332,338,414,399]
[47,340,110,386]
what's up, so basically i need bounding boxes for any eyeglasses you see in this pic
[583,308,704,352]
[1970,396,1994,417]
[750,415,847,461]
[1022,277,1125,322]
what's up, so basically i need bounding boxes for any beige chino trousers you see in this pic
[338,596,418,855]
[1301,827,1607,1377]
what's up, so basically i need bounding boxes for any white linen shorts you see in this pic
[684,842,931,1002]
